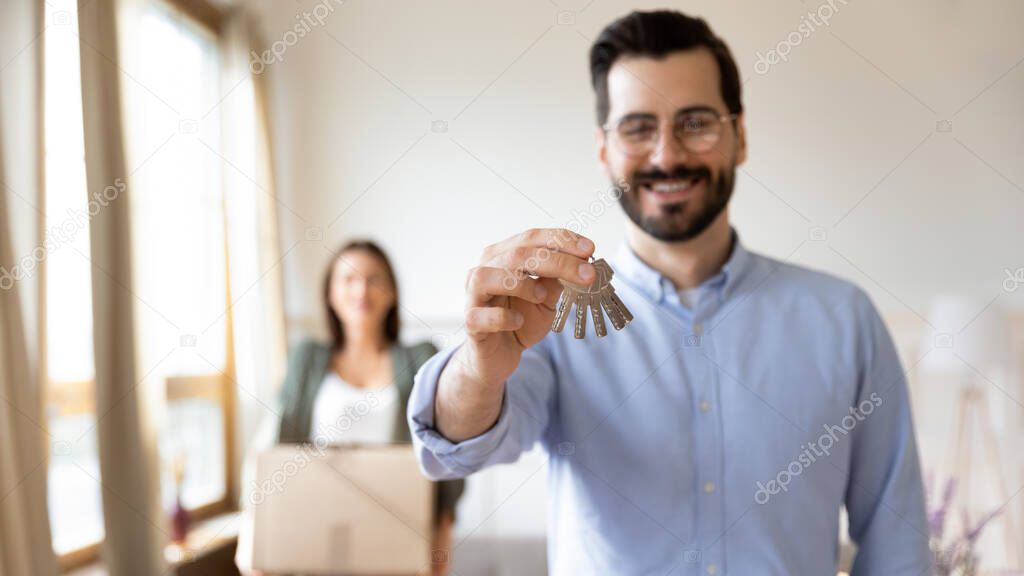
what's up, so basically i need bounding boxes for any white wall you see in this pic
[249,0,1024,562]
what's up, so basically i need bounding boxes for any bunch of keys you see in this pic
[552,257,633,338]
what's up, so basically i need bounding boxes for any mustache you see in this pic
[633,165,711,185]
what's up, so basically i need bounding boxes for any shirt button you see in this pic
[699,400,710,412]
[693,322,703,334]
[704,482,715,494]
[706,564,717,575]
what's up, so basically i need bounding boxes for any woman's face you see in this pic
[329,249,396,334]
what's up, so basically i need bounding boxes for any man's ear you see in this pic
[734,113,748,166]
[596,126,611,179]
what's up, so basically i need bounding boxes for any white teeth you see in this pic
[650,179,697,193]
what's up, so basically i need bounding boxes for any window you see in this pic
[43,0,232,569]
[124,1,234,517]
[43,0,104,560]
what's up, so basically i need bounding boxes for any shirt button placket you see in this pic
[696,306,724,574]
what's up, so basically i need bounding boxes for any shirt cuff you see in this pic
[408,342,513,477]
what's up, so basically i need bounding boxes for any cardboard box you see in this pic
[251,444,433,575]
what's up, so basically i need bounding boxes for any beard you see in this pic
[614,161,735,242]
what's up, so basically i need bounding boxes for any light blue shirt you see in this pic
[408,229,932,575]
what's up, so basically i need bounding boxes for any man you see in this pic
[408,10,932,575]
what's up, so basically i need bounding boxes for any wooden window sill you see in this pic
[65,510,241,576]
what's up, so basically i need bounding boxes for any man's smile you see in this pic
[639,175,705,204]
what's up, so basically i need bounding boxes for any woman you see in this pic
[237,239,463,575]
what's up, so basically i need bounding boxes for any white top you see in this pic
[309,371,399,445]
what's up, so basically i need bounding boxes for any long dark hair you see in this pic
[322,240,400,351]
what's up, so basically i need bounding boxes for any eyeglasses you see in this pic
[603,109,738,157]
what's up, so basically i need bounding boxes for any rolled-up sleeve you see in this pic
[407,340,556,480]
[846,291,932,575]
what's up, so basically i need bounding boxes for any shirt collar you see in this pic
[612,227,752,304]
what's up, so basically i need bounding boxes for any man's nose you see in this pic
[648,127,688,172]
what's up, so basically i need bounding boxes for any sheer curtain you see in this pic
[222,10,289,571]
[78,0,167,573]
[219,8,288,500]
[0,0,58,574]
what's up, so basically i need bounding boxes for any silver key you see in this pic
[572,289,588,338]
[552,287,573,333]
[550,257,633,338]
[589,293,607,337]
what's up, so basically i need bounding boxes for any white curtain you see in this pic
[0,0,58,574]
[220,10,289,571]
[78,0,167,573]
[0,147,56,576]
[220,9,289,500]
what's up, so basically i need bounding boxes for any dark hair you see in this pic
[589,10,743,125]
[322,239,400,351]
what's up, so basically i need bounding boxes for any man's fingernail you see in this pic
[534,283,547,299]
[577,238,593,253]
[579,263,594,280]
[513,311,524,326]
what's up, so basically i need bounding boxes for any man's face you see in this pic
[598,49,747,242]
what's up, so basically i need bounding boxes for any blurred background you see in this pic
[1,0,1022,574]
